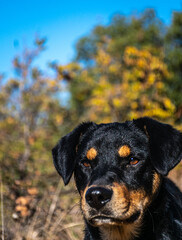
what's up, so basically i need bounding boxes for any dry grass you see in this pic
[1,164,182,240]
[2,179,84,240]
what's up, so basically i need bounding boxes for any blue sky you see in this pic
[0,0,182,79]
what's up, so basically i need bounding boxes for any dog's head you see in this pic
[52,117,182,226]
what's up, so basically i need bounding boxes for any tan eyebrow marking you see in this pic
[118,145,131,157]
[86,148,97,160]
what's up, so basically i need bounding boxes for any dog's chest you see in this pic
[99,222,141,240]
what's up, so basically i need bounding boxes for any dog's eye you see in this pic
[130,157,139,165]
[82,161,91,168]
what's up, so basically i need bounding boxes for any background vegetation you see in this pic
[1,9,182,240]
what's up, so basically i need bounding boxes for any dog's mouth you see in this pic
[88,211,141,226]
[89,216,123,226]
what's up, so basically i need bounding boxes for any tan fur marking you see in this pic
[100,222,141,240]
[112,182,129,207]
[152,172,161,195]
[80,190,84,197]
[111,183,150,221]
[129,190,150,209]
[86,147,97,160]
[118,145,131,158]
[81,185,90,218]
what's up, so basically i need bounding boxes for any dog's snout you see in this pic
[85,187,113,210]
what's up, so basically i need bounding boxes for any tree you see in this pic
[60,10,174,124]
[75,9,164,64]
[165,11,182,123]
[64,45,174,123]
[0,37,71,184]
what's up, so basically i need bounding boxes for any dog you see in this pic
[52,117,182,240]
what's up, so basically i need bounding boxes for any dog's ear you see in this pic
[52,122,96,185]
[133,117,182,176]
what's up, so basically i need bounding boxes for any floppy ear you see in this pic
[52,122,96,185]
[133,117,182,176]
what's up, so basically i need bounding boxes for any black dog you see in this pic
[52,117,182,240]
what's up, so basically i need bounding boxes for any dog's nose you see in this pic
[85,187,113,210]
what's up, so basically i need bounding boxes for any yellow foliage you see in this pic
[55,115,63,124]
[57,62,81,79]
[85,45,175,123]
[156,82,164,89]
[163,98,175,112]
[108,63,121,74]
[49,80,57,87]
[136,59,147,69]
[96,49,111,67]
[131,102,138,110]
[113,98,122,108]
[147,73,155,85]
[125,46,139,55]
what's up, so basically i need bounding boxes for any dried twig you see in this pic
[44,180,62,230]
[48,201,80,237]
[26,196,47,239]
[59,222,83,232]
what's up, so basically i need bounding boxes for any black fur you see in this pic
[52,117,182,240]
